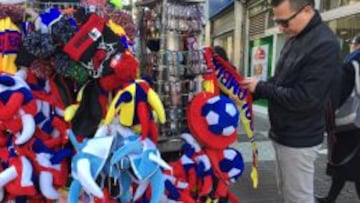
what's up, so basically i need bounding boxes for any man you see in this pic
[241,0,340,202]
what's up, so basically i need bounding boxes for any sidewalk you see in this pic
[230,114,359,203]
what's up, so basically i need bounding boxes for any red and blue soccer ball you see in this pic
[220,148,244,183]
[201,96,239,136]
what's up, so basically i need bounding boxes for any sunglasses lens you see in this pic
[275,20,289,28]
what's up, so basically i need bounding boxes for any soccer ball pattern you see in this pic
[220,148,244,183]
[201,96,239,136]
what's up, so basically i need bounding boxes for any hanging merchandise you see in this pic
[0,0,25,74]
[0,17,21,74]
[138,0,207,138]
[202,47,259,189]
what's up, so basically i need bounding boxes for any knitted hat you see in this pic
[38,7,62,34]
[15,45,37,68]
[187,92,239,150]
[22,31,56,58]
[54,52,73,76]
[51,17,77,46]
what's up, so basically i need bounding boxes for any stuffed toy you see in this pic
[67,127,116,202]
[67,124,170,203]
[104,79,166,143]
[109,124,170,203]
[103,55,163,143]
[186,92,244,203]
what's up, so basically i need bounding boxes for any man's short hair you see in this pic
[270,0,314,10]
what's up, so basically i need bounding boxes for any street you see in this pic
[230,114,359,203]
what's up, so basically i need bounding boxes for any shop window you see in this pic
[327,14,360,59]
[213,33,234,64]
[321,0,359,12]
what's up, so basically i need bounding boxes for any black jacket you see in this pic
[254,12,341,147]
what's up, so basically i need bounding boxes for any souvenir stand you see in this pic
[136,0,206,153]
[0,0,252,202]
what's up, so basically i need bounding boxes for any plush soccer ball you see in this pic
[201,96,239,136]
[219,148,244,183]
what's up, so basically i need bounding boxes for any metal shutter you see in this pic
[249,12,266,38]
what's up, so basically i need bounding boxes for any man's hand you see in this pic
[241,77,259,93]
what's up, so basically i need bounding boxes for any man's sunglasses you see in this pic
[273,4,309,28]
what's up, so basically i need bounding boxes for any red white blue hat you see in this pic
[187,92,239,150]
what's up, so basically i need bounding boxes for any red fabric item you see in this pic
[187,92,237,150]
[180,192,196,203]
[52,160,68,187]
[203,48,220,95]
[93,49,107,69]
[227,191,240,203]
[3,117,22,135]
[52,117,68,142]
[0,132,8,147]
[99,74,120,92]
[22,99,37,115]
[205,149,227,182]
[5,157,37,196]
[94,188,117,203]
[98,93,108,118]
[137,102,150,141]
[199,175,212,197]
[0,92,24,120]
[214,180,228,199]
[63,14,106,61]
[111,53,139,85]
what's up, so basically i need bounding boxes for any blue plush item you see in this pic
[110,134,166,203]
[68,124,168,203]
[68,128,115,202]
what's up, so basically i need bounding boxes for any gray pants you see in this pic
[273,141,320,203]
